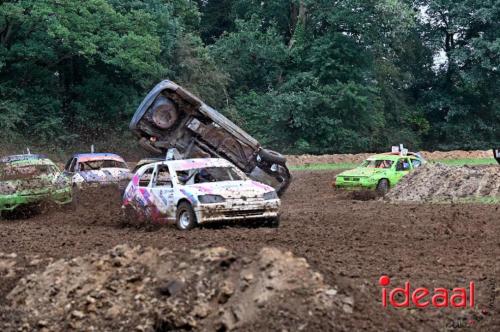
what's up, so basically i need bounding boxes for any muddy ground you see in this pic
[0,170,499,331]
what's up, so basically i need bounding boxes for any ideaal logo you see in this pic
[379,276,475,308]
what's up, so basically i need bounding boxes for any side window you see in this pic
[68,159,77,172]
[152,165,172,188]
[64,158,73,171]
[396,158,411,171]
[139,167,154,187]
[412,159,422,169]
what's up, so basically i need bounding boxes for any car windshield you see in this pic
[0,164,57,180]
[80,160,127,171]
[176,167,245,185]
[360,159,394,169]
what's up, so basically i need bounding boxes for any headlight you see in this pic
[0,183,16,195]
[263,191,278,200]
[198,194,226,204]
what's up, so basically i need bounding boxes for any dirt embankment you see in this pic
[386,163,500,203]
[3,245,352,332]
[286,150,494,166]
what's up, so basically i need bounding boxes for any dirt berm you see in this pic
[386,163,500,203]
[3,245,353,332]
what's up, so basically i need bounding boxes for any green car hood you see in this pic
[338,167,389,178]
[0,175,64,196]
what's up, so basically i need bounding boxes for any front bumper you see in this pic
[334,177,376,190]
[0,187,72,212]
[194,199,280,224]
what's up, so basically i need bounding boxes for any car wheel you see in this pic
[151,96,179,129]
[376,179,389,196]
[176,202,197,230]
[258,149,287,165]
[265,216,280,228]
[71,185,80,208]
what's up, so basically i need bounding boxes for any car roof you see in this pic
[73,153,125,163]
[0,154,49,163]
[368,153,421,161]
[149,158,234,171]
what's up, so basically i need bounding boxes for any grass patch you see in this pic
[434,158,497,166]
[290,162,358,171]
[290,157,497,171]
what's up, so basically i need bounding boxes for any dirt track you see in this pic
[0,170,499,331]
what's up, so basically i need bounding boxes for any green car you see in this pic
[334,152,425,195]
[0,154,73,215]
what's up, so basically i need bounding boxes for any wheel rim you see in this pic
[179,211,190,229]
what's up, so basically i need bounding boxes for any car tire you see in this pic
[376,179,389,196]
[176,201,197,231]
[151,96,179,129]
[265,216,280,228]
[258,149,287,165]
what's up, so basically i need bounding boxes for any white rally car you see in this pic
[122,158,281,230]
[64,153,131,188]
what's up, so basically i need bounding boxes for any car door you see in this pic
[394,158,411,183]
[64,158,76,175]
[130,165,156,219]
[149,164,175,222]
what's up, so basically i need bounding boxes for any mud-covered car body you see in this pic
[123,158,280,227]
[334,152,425,191]
[0,155,72,213]
[130,80,291,195]
[64,153,131,188]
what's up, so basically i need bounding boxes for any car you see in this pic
[494,148,499,164]
[129,80,291,195]
[334,151,426,195]
[63,153,131,188]
[0,154,72,215]
[122,158,281,230]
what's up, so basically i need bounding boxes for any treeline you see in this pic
[0,0,498,154]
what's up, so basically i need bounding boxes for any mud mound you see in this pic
[386,163,500,203]
[5,245,352,331]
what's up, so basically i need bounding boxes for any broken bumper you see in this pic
[194,199,280,223]
[334,177,376,190]
[0,188,72,212]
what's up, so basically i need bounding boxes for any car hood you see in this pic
[338,167,389,177]
[78,168,131,183]
[181,180,275,199]
[0,175,59,195]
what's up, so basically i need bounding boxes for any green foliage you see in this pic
[0,0,498,154]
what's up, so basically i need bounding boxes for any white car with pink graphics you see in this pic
[122,158,281,230]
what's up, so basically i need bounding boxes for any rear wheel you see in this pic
[176,202,197,231]
[376,179,389,196]
[264,216,280,228]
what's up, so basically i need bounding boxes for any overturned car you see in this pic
[122,158,281,230]
[63,153,131,188]
[130,80,291,195]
